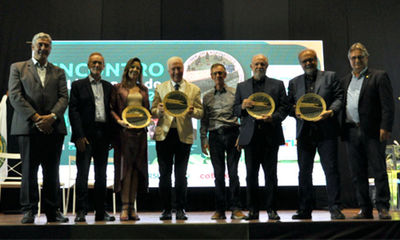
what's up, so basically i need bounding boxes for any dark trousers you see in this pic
[18,134,64,215]
[209,127,241,211]
[75,126,109,216]
[297,137,341,212]
[345,127,390,211]
[244,129,279,212]
[156,128,191,210]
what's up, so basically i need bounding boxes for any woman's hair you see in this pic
[121,57,145,90]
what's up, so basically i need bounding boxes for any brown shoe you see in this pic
[231,210,246,220]
[211,211,226,220]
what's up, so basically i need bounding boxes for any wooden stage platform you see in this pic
[0,209,400,239]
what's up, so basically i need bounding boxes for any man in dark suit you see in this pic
[69,52,115,222]
[341,43,394,219]
[288,49,345,220]
[8,32,68,223]
[234,54,289,220]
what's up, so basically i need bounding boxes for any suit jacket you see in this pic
[8,59,68,135]
[151,79,203,144]
[69,77,113,142]
[288,70,343,139]
[234,77,289,146]
[340,68,394,140]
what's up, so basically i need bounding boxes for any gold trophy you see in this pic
[246,92,275,119]
[295,93,326,121]
[122,105,151,128]
[163,90,189,117]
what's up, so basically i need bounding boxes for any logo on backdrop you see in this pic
[183,50,245,97]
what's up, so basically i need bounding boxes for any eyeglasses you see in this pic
[350,55,365,61]
[211,71,225,76]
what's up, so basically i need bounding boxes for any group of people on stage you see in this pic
[8,32,394,224]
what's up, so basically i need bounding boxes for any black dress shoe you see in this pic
[267,210,280,220]
[330,208,345,220]
[95,212,116,221]
[176,209,188,220]
[352,209,373,219]
[378,209,392,220]
[292,210,312,220]
[21,211,35,224]
[245,211,259,220]
[159,210,172,220]
[74,211,86,222]
[47,210,69,223]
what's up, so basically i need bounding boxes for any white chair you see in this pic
[66,155,116,215]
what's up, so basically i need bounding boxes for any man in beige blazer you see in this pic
[151,56,203,220]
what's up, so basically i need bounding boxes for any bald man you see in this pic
[234,54,289,220]
[288,49,344,220]
[151,56,203,220]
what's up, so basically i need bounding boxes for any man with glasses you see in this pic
[200,63,246,220]
[341,43,394,219]
[288,49,345,220]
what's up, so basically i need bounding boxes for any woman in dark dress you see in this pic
[111,57,149,221]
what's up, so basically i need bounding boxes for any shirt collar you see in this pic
[89,74,101,84]
[31,57,48,68]
[214,85,227,95]
[252,76,266,84]
[171,79,185,88]
[352,67,368,79]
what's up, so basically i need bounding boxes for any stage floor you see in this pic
[1,209,400,239]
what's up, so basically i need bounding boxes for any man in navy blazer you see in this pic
[234,54,289,220]
[69,52,115,222]
[8,32,68,223]
[288,49,345,220]
[341,43,394,219]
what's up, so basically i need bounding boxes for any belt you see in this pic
[346,122,360,128]
[210,126,238,135]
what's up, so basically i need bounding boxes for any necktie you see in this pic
[175,83,180,91]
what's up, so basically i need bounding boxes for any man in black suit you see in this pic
[341,43,394,219]
[288,49,345,220]
[69,52,115,222]
[234,54,289,220]
[8,32,68,223]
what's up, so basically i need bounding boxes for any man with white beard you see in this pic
[234,54,289,220]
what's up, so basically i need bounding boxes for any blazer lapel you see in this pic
[297,74,306,97]
[314,70,322,94]
[358,69,370,102]
[244,78,253,98]
[85,77,95,103]
[27,60,42,87]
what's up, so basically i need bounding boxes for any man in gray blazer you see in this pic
[288,49,344,220]
[8,32,69,223]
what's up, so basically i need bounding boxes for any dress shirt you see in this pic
[200,86,239,144]
[170,80,185,128]
[346,68,367,124]
[31,57,48,87]
[304,73,316,93]
[89,75,106,122]
[252,76,266,93]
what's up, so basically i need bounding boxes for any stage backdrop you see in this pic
[49,40,326,187]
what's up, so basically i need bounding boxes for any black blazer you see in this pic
[234,77,289,146]
[69,77,113,142]
[340,68,394,140]
[288,70,343,139]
